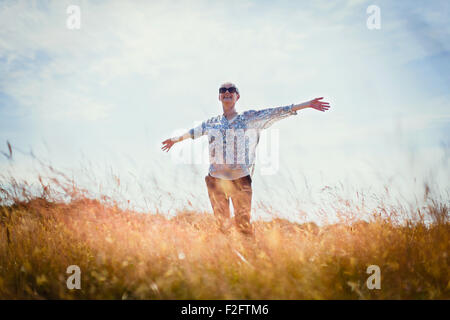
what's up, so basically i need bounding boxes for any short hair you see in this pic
[219,82,239,95]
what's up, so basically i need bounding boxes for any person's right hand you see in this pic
[161,138,176,152]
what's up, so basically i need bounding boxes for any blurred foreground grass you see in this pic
[0,192,448,299]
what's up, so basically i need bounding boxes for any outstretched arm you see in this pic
[161,120,207,152]
[293,97,330,112]
[247,97,331,129]
[161,132,191,152]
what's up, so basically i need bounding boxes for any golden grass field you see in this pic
[0,158,449,299]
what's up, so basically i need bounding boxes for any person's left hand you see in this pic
[309,97,331,112]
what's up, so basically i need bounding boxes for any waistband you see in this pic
[208,173,252,183]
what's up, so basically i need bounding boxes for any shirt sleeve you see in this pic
[244,104,298,129]
[188,121,207,139]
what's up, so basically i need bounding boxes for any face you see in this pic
[218,83,240,108]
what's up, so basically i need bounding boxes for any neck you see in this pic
[222,104,237,119]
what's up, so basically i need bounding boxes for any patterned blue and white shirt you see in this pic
[188,105,298,180]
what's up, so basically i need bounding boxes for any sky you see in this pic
[0,0,449,223]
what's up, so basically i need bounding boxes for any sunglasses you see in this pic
[219,87,238,94]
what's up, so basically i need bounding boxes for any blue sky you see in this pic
[0,0,449,222]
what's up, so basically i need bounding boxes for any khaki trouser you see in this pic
[205,174,253,235]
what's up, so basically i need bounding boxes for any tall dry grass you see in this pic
[0,146,449,299]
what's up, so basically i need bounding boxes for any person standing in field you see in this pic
[161,82,330,236]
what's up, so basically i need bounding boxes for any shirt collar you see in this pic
[222,112,239,123]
